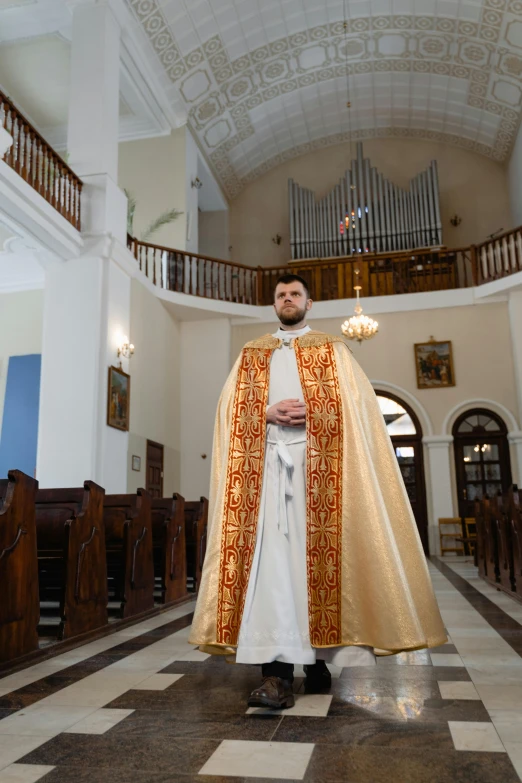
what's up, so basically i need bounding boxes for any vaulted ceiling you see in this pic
[125,0,522,198]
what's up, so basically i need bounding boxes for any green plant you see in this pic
[141,208,183,242]
[124,190,182,241]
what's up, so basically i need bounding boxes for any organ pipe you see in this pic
[289,142,443,259]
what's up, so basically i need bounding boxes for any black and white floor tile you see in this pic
[0,559,521,782]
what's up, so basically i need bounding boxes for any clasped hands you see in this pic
[266,398,306,427]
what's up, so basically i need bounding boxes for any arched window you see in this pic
[452,408,512,516]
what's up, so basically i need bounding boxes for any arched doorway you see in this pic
[376,391,429,554]
[452,409,512,518]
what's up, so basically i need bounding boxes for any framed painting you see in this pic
[107,365,130,431]
[414,340,455,389]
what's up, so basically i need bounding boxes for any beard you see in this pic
[277,303,307,326]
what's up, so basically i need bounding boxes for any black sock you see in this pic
[261,661,294,682]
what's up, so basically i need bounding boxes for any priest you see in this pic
[189,274,446,709]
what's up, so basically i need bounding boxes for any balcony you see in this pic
[128,225,522,306]
[1,91,82,230]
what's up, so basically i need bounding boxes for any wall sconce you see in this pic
[449,214,462,227]
[191,177,203,190]
[272,234,282,245]
[117,336,135,364]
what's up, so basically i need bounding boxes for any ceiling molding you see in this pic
[123,0,522,197]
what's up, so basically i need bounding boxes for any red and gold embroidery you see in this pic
[216,347,271,645]
[295,339,343,646]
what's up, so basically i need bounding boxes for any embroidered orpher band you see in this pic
[216,346,271,646]
[295,338,343,646]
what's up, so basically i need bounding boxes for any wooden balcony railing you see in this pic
[476,226,522,285]
[129,238,258,304]
[1,91,82,230]
[128,227,522,306]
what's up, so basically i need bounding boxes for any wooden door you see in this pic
[453,409,512,518]
[376,392,429,554]
[146,440,164,498]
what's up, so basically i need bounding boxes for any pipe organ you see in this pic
[289,143,442,260]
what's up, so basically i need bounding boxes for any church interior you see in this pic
[1,0,522,779]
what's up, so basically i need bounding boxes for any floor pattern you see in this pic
[0,559,521,782]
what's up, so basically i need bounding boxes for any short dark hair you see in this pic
[274,274,310,299]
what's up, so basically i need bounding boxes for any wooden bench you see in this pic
[152,493,187,604]
[35,481,108,639]
[185,497,209,593]
[491,493,515,593]
[507,486,522,600]
[103,489,154,618]
[0,470,39,663]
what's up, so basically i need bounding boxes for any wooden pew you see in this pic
[507,486,522,600]
[35,481,108,639]
[481,496,500,586]
[491,493,515,593]
[185,497,209,593]
[0,470,39,662]
[475,499,487,579]
[152,493,187,604]
[103,489,154,618]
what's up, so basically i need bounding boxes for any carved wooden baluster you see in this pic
[77,182,83,230]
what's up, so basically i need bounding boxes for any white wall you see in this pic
[127,277,181,495]
[119,128,188,250]
[179,318,231,499]
[0,290,43,441]
[198,210,230,260]
[509,122,522,228]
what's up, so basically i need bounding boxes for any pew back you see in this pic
[152,493,187,604]
[185,497,209,593]
[0,470,39,662]
[35,481,108,639]
[103,489,154,618]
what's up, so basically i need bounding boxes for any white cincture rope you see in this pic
[266,436,306,535]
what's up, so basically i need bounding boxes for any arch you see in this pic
[370,380,434,436]
[442,398,519,437]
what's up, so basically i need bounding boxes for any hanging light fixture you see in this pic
[341,270,379,343]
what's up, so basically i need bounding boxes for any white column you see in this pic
[67,2,120,183]
[508,432,522,486]
[67,0,127,243]
[179,318,231,499]
[423,435,455,555]
[508,120,522,227]
[37,2,131,491]
[508,290,522,425]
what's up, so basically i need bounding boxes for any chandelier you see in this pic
[341,270,379,343]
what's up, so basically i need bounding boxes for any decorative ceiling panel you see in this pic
[125,0,522,198]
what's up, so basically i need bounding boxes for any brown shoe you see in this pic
[248,676,295,709]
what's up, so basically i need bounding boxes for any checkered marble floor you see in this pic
[0,559,521,782]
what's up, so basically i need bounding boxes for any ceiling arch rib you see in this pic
[125,0,522,198]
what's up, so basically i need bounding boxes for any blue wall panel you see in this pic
[0,354,42,479]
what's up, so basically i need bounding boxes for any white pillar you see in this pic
[508,120,522,227]
[37,2,131,491]
[179,319,231,499]
[508,432,522,486]
[67,2,120,182]
[423,435,455,555]
[508,290,522,424]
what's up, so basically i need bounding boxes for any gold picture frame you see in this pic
[414,340,455,389]
[107,365,130,431]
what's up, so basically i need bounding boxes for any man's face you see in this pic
[274,282,312,326]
